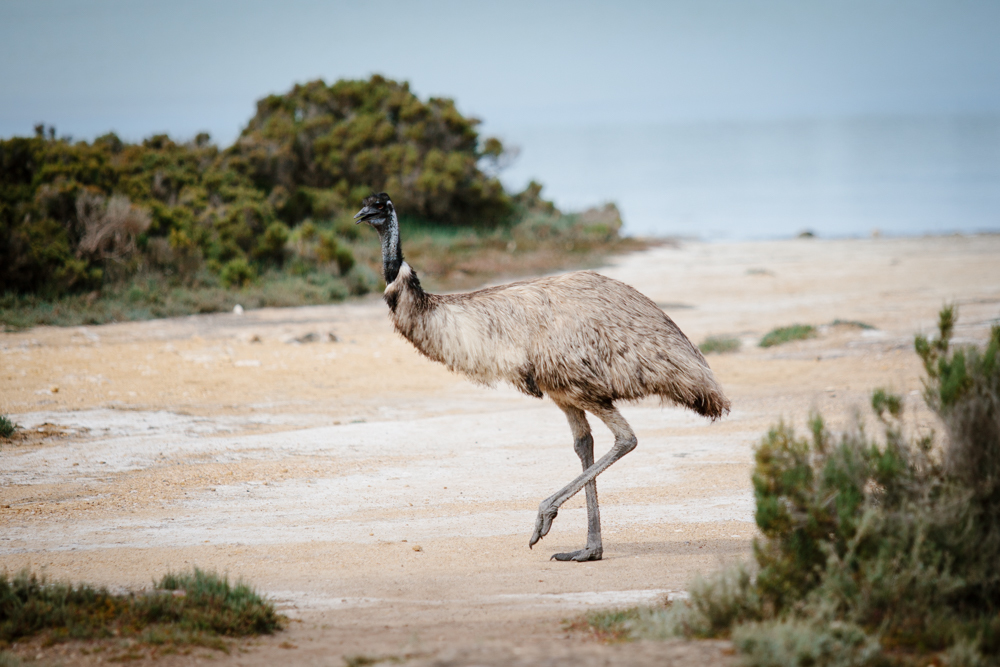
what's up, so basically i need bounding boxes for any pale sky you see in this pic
[2,0,999,146]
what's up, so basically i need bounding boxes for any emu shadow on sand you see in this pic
[356,193,730,562]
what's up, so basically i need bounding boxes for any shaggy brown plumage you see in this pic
[356,192,730,562]
[387,265,729,419]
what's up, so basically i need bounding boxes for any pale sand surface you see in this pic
[2,235,999,665]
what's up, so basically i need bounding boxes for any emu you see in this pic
[355,193,730,562]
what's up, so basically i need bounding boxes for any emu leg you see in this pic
[530,404,636,552]
[551,403,603,562]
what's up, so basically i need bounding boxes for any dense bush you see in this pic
[0,75,521,298]
[619,307,1000,665]
[0,127,277,296]
[231,75,513,227]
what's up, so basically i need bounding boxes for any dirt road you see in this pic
[2,235,999,665]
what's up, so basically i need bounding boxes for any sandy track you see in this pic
[2,235,999,666]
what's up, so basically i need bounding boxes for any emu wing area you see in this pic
[439,271,725,416]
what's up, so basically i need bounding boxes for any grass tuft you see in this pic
[0,416,16,439]
[0,568,282,654]
[830,319,875,330]
[565,607,643,643]
[699,335,741,355]
[759,324,816,348]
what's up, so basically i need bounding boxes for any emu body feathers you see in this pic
[356,192,729,561]
[387,263,728,419]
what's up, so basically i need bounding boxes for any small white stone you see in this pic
[233,304,244,315]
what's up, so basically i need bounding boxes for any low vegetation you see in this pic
[759,324,816,348]
[566,608,644,643]
[699,335,741,355]
[0,201,639,329]
[0,568,282,659]
[831,318,875,330]
[0,415,16,439]
[0,265,378,329]
[581,307,1000,666]
[1,75,640,330]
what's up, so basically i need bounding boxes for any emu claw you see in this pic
[551,547,603,562]
[529,505,558,548]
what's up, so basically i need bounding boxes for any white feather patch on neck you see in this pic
[384,262,412,293]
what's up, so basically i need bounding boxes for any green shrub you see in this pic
[0,415,16,438]
[335,246,355,275]
[568,607,644,643]
[732,619,881,667]
[316,230,339,263]
[231,75,513,227]
[0,76,532,299]
[914,306,1000,611]
[0,143,630,328]
[628,566,762,640]
[254,221,290,263]
[0,415,17,438]
[220,258,256,288]
[0,568,282,650]
[150,569,281,637]
[0,130,279,296]
[343,263,380,297]
[699,335,741,354]
[759,325,816,348]
[831,319,875,330]
[592,307,1000,665]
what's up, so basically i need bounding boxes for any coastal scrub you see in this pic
[581,307,1000,665]
[0,568,282,659]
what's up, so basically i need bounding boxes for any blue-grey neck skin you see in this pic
[380,208,403,284]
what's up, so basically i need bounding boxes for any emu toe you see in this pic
[551,547,603,562]
[529,505,559,548]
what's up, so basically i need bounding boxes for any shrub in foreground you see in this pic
[597,307,1000,665]
[0,568,282,652]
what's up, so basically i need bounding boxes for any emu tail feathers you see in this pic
[660,369,730,420]
[690,385,731,420]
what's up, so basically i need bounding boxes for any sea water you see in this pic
[496,116,1000,240]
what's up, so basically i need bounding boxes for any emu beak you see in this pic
[353,207,372,224]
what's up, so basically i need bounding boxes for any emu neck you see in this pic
[379,213,403,285]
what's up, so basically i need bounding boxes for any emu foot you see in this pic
[529,504,558,548]
[551,547,603,562]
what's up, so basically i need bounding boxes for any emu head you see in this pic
[355,192,402,282]
[354,192,395,235]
